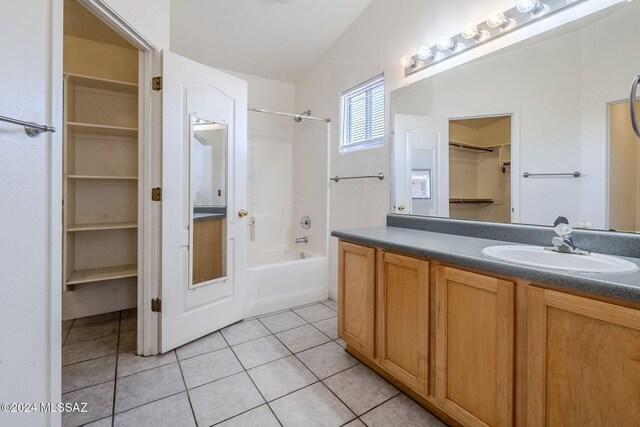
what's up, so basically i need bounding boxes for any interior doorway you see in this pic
[608,100,640,233]
[448,115,512,223]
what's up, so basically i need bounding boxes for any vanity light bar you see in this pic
[403,0,586,77]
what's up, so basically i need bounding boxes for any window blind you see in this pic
[341,75,384,151]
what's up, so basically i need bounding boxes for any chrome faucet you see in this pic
[548,217,590,256]
[295,236,308,244]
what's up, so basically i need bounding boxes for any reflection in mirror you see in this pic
[449,116,511,223]
[390,1,640,233]
[191,117,228,286]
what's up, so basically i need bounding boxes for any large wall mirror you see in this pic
[190,116,228,287]
[391,0,640,233]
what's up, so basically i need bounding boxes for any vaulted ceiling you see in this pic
[170,0,373,82]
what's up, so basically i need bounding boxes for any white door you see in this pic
[161,52,248,352]
[393,114,449,216]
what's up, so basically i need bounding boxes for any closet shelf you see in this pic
[65,73,138,94]
[67,122,138,137]
[67,222,138,232]
[67,175,138,181]
[449,198,495,204]
[67,264,138,286]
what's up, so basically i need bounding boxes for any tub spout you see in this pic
[295,236,308,244]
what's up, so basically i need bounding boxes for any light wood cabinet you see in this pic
[192,218,223,283]
[377,251,429,396]
[527,287,640,427]
[338,241,376,358]
[435,266,514,427]
[337,240,640,426]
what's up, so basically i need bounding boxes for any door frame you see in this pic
[50,1,162,417]
[448,109,521,223]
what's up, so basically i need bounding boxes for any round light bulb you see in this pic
[487,10,509,28]
[416,46,434,60]
[400,55,416,68]
[516,0,538,12]
[461,23,480,40]
[436,36,455,51]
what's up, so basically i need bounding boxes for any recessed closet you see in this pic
[62,0,140,320]
[449,115,512,223]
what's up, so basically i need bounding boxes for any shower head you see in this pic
[294,110,311,123]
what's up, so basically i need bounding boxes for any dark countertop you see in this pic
[332,226,640,303]
[193,206,226,222]
[194,213,226,221]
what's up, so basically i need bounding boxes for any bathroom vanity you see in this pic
[333,215,640,427]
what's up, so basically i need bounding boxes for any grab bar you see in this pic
[630,75,640,139]
[522,171,581,178]
[330,173,384,183]
[0,114,56,137]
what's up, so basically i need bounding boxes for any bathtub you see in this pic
[245,248,329,317]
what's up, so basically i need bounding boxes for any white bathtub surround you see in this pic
[246,251,329,317]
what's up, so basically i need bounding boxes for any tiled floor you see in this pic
[62,300,446,427]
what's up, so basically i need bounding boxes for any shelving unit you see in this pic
[63,72,139,290]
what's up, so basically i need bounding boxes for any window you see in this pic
[340,74,384,152]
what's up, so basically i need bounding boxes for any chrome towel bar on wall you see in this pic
[330,173,384,183]
[0,114,56,137]
[522,171,581,178]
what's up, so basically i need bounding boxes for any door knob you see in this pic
[238,209,249,217]
[397,204,405,212]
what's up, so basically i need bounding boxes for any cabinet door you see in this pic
[435,266,514,427]
[377,252,429,396]
[338,241,376,358]
[528,287,640,426]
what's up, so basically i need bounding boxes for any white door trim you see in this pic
[49,2,64,425]
[49,3,162,420]
[77,0,162,356]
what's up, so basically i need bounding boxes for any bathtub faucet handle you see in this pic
[295,236,308,244]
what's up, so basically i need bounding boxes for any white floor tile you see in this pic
[297,341,359,379]
[276,324,331,353]
[269,382,355,427]
[114,392,195,427]
[232,335,291,369]
[189,372,264,426]
[115,363,185,413]
[180,347,243,389]
[247,355,316,401]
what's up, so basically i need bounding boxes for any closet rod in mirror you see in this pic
[330,173,384,183]
[448,140,494,152]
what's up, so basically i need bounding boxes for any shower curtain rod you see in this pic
[248,106,330,123]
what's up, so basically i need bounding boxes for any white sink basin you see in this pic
[481,245,639,273]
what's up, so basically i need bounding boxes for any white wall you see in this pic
[222,70,297,266]
[0,1,169,424]
[293,0,514,299]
